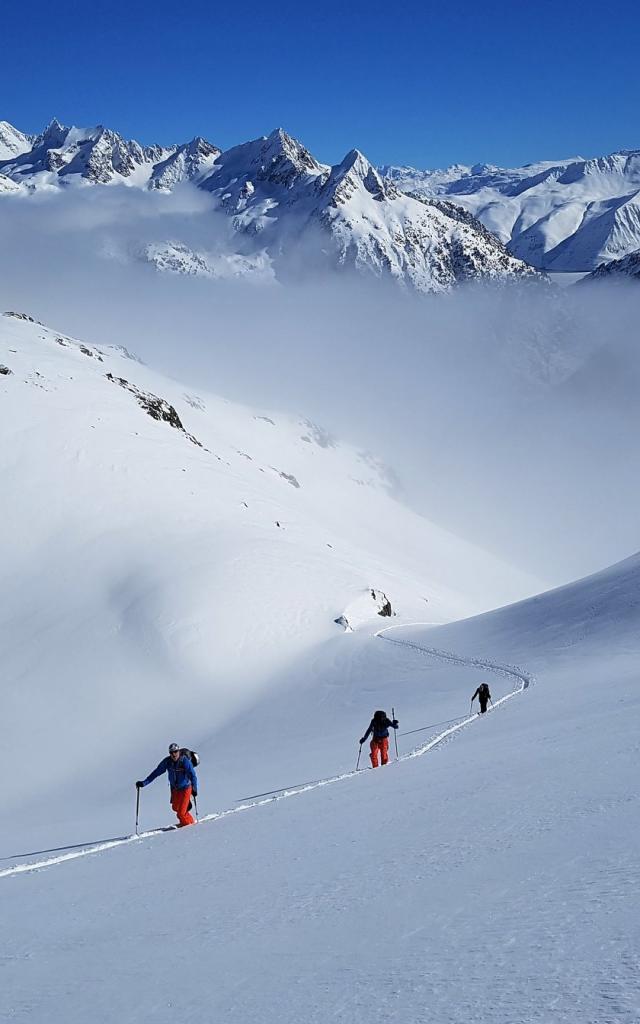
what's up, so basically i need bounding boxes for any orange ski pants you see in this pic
[370,737,389,768]
[171,786,195,827]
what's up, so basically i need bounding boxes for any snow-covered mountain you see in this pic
[0,118,538,291]
[137,240,274,280]
[0,119,32,160]
[586,247,640,281]
[197,130,537,291]
[149,136,221,190]
[0,118,193,189]
[2,335,637,1024]
[0,308,542,810]
[383,150,640,272]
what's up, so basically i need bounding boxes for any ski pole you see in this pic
[135,786,140,836]
[193,794,199,822]
[356,742,363,771]
[392,707,399,759]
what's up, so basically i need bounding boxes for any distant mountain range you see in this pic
[382,151,640,274]
[1,117,638,286]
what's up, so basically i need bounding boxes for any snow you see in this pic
[0,120,537,291]
[1,504,638,1021]
[0,120,32,160]
[0,311,540,836]
[1,119,639,1018]
[386,150,640,272]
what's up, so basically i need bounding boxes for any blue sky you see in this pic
[3,0,639,168]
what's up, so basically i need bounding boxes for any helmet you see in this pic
[168,743,180,753]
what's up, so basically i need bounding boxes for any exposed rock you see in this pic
[105,373,203,447]
[371,588,393,617]
[334,614,352,632]
[4,311,41,323]
[0,364,12,375]
[300,420,336,448]
[273,469,300,488]
[79,344,104,361]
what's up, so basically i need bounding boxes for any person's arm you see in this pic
[471,688,479,703]
[142,759,168,787]
[360,720,373,744]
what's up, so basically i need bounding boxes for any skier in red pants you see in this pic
[136,743,198,826]
[360,710,399,767]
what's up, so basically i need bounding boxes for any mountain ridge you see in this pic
[0,117,539,292]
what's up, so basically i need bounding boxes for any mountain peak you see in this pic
[326,147,388,202]
[0,121,33,161]
[34,117,70,150]
[261,127,324,177]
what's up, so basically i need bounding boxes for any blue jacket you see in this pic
[143,755,198,792]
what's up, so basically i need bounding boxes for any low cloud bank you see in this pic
[1,185,638,585]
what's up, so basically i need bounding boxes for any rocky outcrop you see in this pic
[106,373,203,446]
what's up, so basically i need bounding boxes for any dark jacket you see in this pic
[472,684,491,703]
[142,755,198,793]
[361,715,398,742]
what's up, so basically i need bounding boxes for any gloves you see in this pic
[136,780,144,789]
[192,790,198,798]
[359,738,366,745]
[392,719,399,727]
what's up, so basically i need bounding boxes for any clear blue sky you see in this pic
[4,0,639,169]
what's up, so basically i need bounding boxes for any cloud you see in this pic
[1,183,638,585]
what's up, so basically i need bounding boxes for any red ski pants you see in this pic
[171,786,195,827]
[370,737,389,768]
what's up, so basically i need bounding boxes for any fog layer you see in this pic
[1,186,638,585]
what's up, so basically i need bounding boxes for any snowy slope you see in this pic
[1,527,637,1022]
[386,150,640,271]
[586,247,640,281]
[0,119,32,160]
[0,311,540,841]
[0,119,538,291]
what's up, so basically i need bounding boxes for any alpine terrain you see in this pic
[0,118,539,291]
[383,150,640,273]
[1,305,639,1023]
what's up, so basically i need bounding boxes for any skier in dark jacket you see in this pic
[136,743,198,827]
[471,682,492,714]
[360,710,399,767]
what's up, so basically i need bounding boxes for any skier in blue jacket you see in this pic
[360,710,399,767]
[136,743,198,826]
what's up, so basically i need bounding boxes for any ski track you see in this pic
[0,623,533,881]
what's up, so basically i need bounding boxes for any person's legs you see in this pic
[479,699,487,714]
[171,786,195,826]
[380,737,390,765]
[370,739,380,768]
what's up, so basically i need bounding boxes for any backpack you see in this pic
[180,748,200,767]
[479,683,490,698]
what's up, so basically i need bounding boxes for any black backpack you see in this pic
[180,748,200,767]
